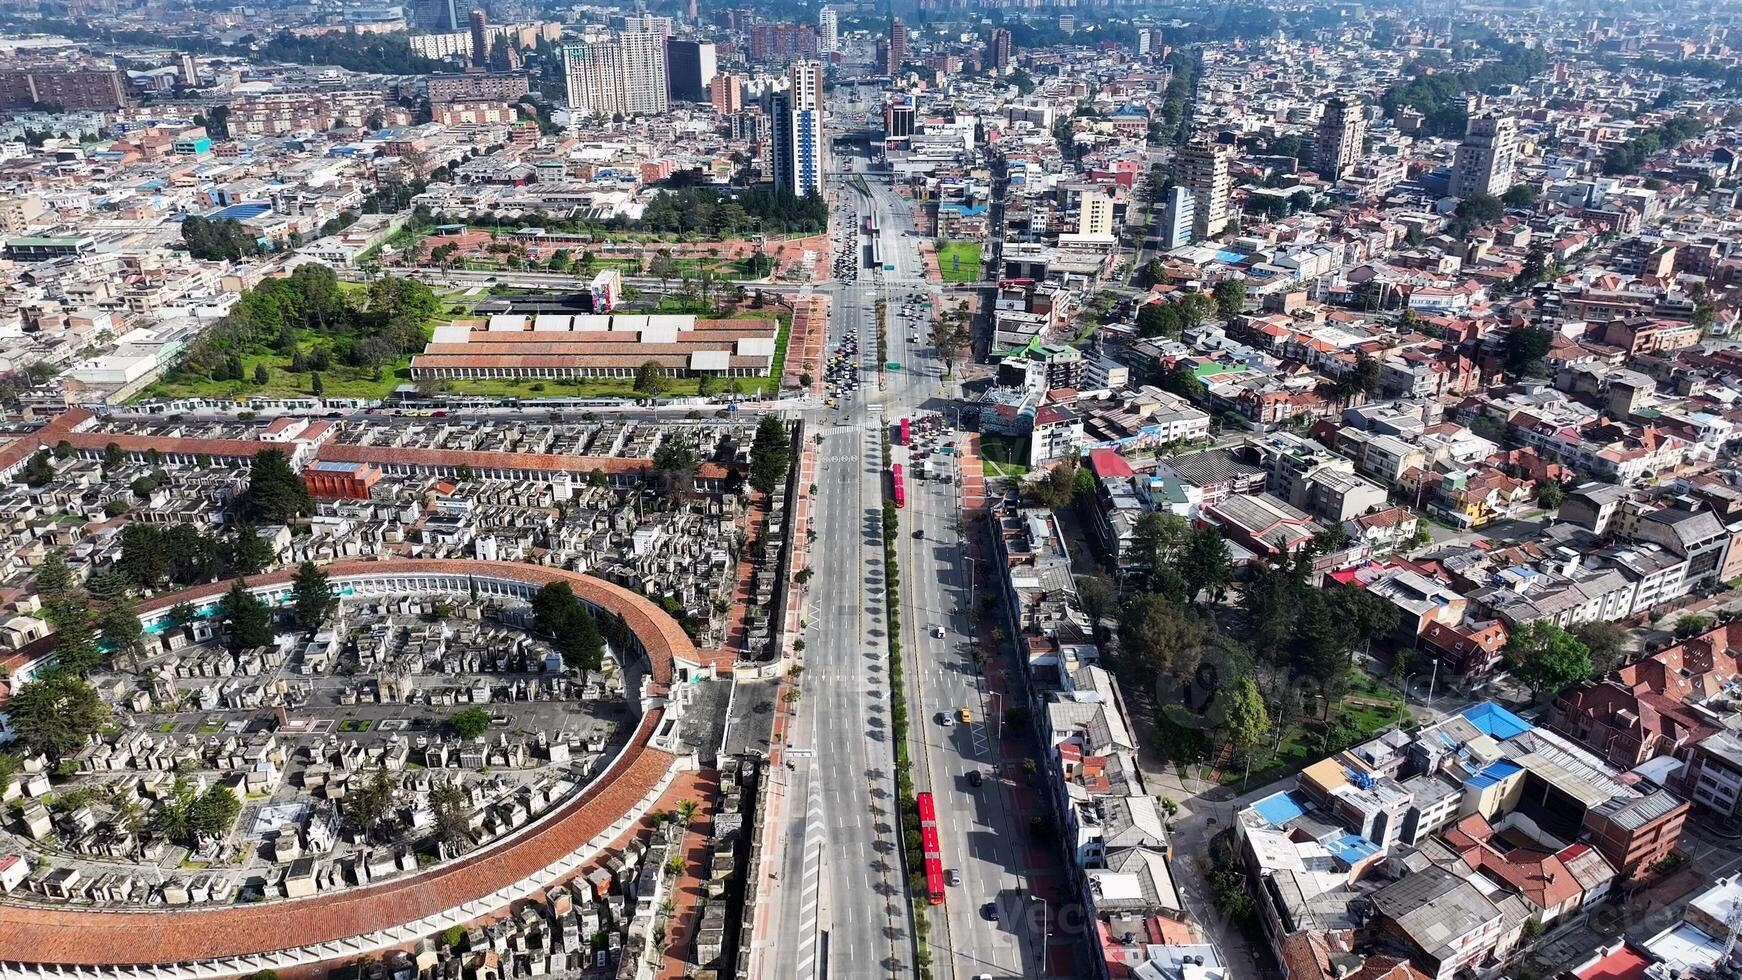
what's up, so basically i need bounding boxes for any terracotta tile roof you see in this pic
[0,558,695,966]
[0,408,95,475]
[410,353,770,370]
[318,441,649,477]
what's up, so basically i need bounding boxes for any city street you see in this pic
[763,128,1065,980]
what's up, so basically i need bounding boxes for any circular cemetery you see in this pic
[0,558,699,977]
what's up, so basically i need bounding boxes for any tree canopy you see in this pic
[219,579,274,652]
[1506,621,1593,698]
[247,449,313,524]
[749,416,792,495]
[292,561,337,632]
[1502,326,1554,377]
[7,673,107,760]
[531,581,606,672]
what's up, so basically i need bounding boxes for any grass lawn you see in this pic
[140,289,472,403]
[1220,669,1408,786]
[980,433,1030,476]
[937,241,982,283]
[141,325,421,402]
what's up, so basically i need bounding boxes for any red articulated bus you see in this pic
[917,791,945,905]
[898,417,911,446]
[892,463,906,508]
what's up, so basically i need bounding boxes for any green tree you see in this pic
[247,449,312,523]
[1569,619,1627,677]
[88,572,144,666]
[226,523,275,575]
[1536,482,1565,509]
[1505,621,1592,699]
[48,600,104,677]
[749,415,792,494]
[1158,366,1206,402]
[346,766,398,841]
[449,707,492,739]
[651,437,698,496]
[253,362,270,385]
[186,785,242,843]
[1455,192,1504,224]
[1119,593,1204,683]
[1136,301,1182,338]
[1502,326,1554,377]
[430,781,471,847]
[34,550,73,600]
[1178,526,1234,605]
[20,449,55,487]
[291,561,336,631]
[531,581,606,671]
[1213,278,1246,318]
[166,601,200,633]
[1027,462,1079,509]
[632,360,670,397]
[1220,675,1270,762]
[218,579,274,652]
[1501,185,1538,209]
[6,673,107,760]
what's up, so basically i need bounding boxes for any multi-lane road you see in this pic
[761,122,1050,980]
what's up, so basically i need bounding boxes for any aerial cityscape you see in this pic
[0,1,1740,979]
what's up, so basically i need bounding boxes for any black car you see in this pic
[967,769,984,788]
[981,903,1000,921]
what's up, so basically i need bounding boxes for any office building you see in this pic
[1161,185,1195,248]
[1136,28,1154,57]
[1176,138,1233,239]
[710,72,743,115]
[818,7,838,54]
[772,61,826,198]
[1451,113,1518,199]
[886,16,908,77]
[420,0,462,31]
[563,32,669,118]
[1314,93,1366,182]
[987,28,1012,72]
[666,38,717,103]
[1078,188,1114,237]
[885,97,915,139]
[469,9,489,69]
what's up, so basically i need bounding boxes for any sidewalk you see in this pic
[655,770,723,980]
[960,431,1089,979]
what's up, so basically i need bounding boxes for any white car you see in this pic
[932,625,946,638]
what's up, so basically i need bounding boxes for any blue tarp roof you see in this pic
[1461,701,1534,741]
[1251,791,1307,827]
[1467,759,1524,789]
[1328,834,1380,865]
